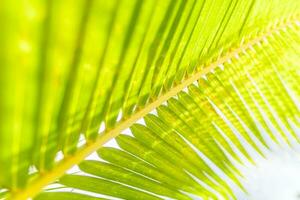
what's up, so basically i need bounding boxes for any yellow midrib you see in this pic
[11,14,299,200]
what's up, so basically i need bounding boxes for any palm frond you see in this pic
[0,0,299,199]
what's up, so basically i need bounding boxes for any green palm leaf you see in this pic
[0,0,299,199]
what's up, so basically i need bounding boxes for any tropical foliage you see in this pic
[0,0,299,199]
